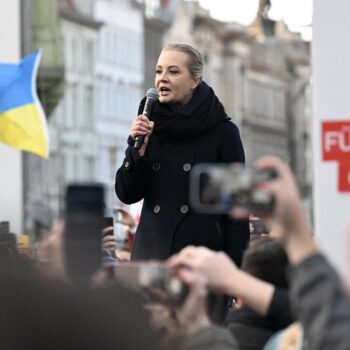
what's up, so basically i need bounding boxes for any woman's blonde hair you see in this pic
[163,43,203,81]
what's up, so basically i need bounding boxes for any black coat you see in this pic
[115,83,249,264]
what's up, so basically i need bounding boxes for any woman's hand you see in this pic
[130,115,154,156]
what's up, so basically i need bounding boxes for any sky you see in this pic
[197,0,313,40]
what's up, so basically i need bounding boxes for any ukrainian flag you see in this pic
[0,50,49,158]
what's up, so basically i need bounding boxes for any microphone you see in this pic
[134,88,159,150]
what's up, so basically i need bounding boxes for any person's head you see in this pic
[155,43,203,106]
[241,237,289,289]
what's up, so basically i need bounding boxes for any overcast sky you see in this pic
[197,0,312,40]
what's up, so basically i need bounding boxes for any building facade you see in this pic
[46,2,101,216]
[17,0,312,238]
[94,0,144,213]
[163,0,311,203]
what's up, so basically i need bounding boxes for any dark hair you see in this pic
[163,43,203,80]
[241,237,289,289]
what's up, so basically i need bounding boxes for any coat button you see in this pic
[183,163,191,172]
[153,205,160,214]
[152,162,160,171]
[124,161,130,169]
[180,205,188,214]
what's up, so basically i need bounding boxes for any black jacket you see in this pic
[225,289,293,350]
[115,83,249,263]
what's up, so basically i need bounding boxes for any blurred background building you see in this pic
[1,0,311,241]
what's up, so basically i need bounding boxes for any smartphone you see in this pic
[103,217,114,236]
[190,163,276,214]
[250,218,269,235]
[64,184,104,281]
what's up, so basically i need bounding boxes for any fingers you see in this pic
[130,115,154,139]
[102,226,113,235]
[254,156,296,191]
[114,205,127,214]
[102,235,115,243]
[103,242,117,250]
[169,246,211,270]
[102,235,117,253]
[177,268,208,299]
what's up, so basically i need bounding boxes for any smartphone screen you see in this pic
[64,184,104,281]
[103,216,114,231]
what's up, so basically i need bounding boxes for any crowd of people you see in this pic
[1,156,350,349]
[1,43,350,349]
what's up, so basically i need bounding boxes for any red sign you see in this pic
[322,121,350,161]
[322,120,350,192]
[338,161,350,192]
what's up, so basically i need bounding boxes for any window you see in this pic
[85,86,94,127]
[71,83,79,128]
[86,156,95,180]
[71,37,78,69]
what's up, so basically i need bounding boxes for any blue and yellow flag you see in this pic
[0,50,49,158]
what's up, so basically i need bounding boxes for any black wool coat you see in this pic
[115,119,250,265]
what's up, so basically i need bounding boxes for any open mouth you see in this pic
[159,87,171,96]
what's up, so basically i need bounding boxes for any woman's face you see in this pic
[155,49,200,106]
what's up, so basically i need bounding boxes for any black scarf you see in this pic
[138,81,230,141]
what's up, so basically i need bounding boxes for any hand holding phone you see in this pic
[103,217,114,237]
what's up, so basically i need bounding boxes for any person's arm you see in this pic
[253,156,317,265]
[252,156,350,350]
[289,253,350,350]
[169,246,275,316]
[265,288,294,329]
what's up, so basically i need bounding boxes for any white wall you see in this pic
[313,0,350,276]
[0,0,22,235]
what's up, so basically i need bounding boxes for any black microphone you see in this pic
[134,88,159,150]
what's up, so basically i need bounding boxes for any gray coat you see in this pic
[289,253,350,350]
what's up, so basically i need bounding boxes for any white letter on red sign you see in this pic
[325,131,339,152]
[339,130,350,152]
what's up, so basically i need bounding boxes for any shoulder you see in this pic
[211,120,245,162]
[211,120,243,146]
[213,119,242,138]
